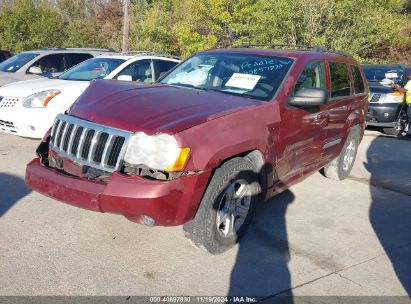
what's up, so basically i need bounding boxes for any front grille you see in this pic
[49,114,132,173]
[370,93,381,103]
[0,97,21,108]
[0,119,17,133]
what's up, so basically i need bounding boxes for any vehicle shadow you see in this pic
[228,185,295,302]
[0,173,31,217]
[366,135,411,295]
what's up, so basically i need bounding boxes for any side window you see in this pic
[154,60,178,79]
[67,53,93,68]
[116,59,153,83]
[329,62,351,98]
[350,65,366,94]
[0,53,5,62]
[294,61,326,92]
[30,54,66,73]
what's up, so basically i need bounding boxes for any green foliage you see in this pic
[0,0,67,52]
[56,0,104,48]
[0,0,410,63]
[247,0,408,60]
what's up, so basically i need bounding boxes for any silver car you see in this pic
[0,48,115,86]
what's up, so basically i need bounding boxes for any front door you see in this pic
[277,60,329,181]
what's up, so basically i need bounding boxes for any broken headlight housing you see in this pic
[124,132,190,171]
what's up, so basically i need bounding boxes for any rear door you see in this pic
[322,62,353,159]
[277,60,328,179]
[153,59,179,80]
[114,59,154,82]
[66,53,93,69]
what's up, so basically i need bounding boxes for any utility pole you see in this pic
[122,0,130,52]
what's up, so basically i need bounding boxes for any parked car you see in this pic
[362,64,409,136]
[26,46,368,254]
[0,48,114,87]
[0,50,12,63]
[0,52,180,138]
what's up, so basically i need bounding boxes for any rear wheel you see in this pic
[382,110,407,136]
[183,157,260,254]
[323,127,360,181]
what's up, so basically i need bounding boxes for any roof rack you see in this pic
[233,44,353,58]
[35,47,115,52]
[113,51,180,60]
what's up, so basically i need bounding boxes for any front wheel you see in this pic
[382,110,407,136]
[323,127,360,181]
[183,157,260,254]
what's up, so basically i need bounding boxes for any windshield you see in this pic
[159,53,294,101]
[362,66,405,84]
[0,53,39,73]
[58,58,126,81]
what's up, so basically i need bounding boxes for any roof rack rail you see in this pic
[234,44,315,51]
[35,47,115,52]
[65,48,115,52]
[115,51,180,60]
[233,44,353,58]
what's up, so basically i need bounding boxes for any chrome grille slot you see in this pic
[56,121,67,148]
[81,129,95,159]
[49,114,132,173]
[93,132,109,163]
[70,127,84,155]
[108,136,126,167]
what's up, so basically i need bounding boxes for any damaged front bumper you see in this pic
[25,157,211,226]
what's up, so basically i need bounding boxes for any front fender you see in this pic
[176,103,279,172]
[345,95,367,141]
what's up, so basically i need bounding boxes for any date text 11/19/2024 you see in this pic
[149,296,258,303]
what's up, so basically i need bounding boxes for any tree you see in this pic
[0,0,67,52]
[56,0,105,49]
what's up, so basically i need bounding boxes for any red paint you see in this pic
[26,48,368,226]
[26,158,211,226]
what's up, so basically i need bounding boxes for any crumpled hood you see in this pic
[0,78,89,98]
[69,79,260,134]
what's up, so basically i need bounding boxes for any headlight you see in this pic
[22,90,60,108]
[383,92,404,103]
[124,132,190,171]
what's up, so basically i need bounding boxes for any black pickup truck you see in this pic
[363,64,409,136]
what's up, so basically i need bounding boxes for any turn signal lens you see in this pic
[164,147,191,171]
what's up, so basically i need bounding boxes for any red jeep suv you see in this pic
[26,46,368,254]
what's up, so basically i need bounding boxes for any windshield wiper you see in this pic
[169,83,210,91]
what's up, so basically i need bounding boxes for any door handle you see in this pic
[304,112,329,126]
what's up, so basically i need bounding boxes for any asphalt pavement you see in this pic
[0,130,410,298]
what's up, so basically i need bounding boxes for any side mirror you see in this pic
[28,66,43,74]
[117,75,133,82]
[289,88,328,107]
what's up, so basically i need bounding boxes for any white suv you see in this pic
[0,52,180,138]
[0,48,114,86]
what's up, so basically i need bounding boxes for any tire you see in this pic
[323,127,360,181]
[382,110,407,136]
[183,157,260,254]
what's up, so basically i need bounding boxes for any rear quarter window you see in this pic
[350,65,366,94]
[329,62,351,98]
